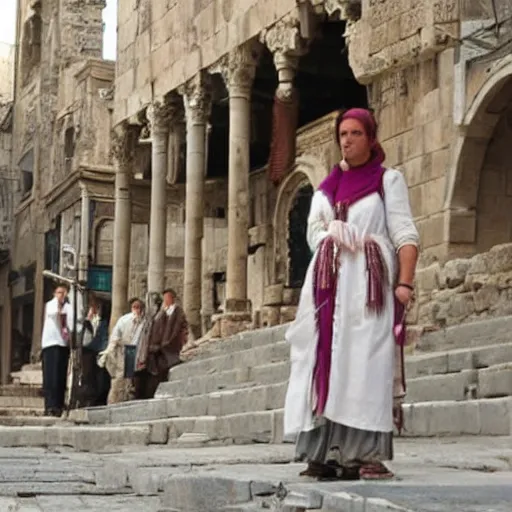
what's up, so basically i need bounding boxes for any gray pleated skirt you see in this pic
[295,419,393,467]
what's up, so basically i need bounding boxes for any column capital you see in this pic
[210,41,261,98]
[110,123,139,166]
[324,0,361,21]
[146,96,182,135]
[180,71,212,126]
[260,15,306,59]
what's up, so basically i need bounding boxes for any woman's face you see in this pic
[338,118,372,166]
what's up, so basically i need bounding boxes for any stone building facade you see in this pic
[110,0,512,344]
[0,42,14,384]
[3,0,512,379]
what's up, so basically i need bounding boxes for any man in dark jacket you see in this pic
[134,289,188,399]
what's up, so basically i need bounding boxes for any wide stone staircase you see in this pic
[1,316,511,450]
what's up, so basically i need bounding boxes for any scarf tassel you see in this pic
[364,240,387,315]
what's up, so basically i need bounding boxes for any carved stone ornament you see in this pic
[110,124,140,166]
[210,40,261,94]
[260,15,305,57]
[180,71,212,126]
[324,0,362,21]
[146,98,180,134]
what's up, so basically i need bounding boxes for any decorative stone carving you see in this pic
[110,124,140,166]
[210,41,261,96]
[180,72,212,126]
[324,0,362,21]
[146,98,179,135]
[261,15,305,56]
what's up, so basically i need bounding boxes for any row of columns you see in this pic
[110,34,302,335]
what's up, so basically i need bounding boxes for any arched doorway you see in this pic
[288,183,314,288]
[273,156,326,286]
[445,56,512,255]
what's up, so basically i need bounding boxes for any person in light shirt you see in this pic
[97,297,145,404]
[41,284,74,417]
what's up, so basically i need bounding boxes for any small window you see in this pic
[19,150,34,195]
[64,127,75,173]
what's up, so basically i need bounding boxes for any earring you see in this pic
[340,159,349,171]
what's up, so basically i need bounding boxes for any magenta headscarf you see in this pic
[320,108,386,208]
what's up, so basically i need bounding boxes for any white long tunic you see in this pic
[284,168,419,437]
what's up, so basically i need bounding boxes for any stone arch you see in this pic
[445,56,512,251]
[272,155,327,285]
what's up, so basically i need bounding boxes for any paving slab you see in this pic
[0,437,510,511]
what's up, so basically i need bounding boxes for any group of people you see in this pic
[41,286,188,416]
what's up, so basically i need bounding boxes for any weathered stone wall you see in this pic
[0,107,14,252]
[0,43,14,102]
[114,0,298,125]
[414,243,512,333]
[372,52,456,265]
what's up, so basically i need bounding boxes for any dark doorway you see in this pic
[288,183,314,288]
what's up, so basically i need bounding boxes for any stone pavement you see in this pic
[0,437,510,511]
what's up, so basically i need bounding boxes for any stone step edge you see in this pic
[183,324,289,361]
[158,473,416,512]
[116,397,512,441]
[161,348,512,399]
[1,397,510,452]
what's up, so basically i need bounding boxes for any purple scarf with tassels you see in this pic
[312,158,405,417]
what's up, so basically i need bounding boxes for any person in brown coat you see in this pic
[134,289,188,399]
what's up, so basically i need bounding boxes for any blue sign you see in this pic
[87,266,112,292]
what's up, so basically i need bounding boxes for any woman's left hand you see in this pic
[395,285,414,307]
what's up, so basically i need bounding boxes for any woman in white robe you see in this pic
[284,108,419,481]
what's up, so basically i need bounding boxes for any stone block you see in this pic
[282,288,301,305]
[96,461,129,491]
[149,421,169,444]
[280,306,297,324]
[271,409,285,444]
[405,351,448,378]
[263,284,284,306]
[128,468,160,496]
[162,476,252,511]
[323,491,365,512]
[191,416,220,439]
[283,490,323,510]
[109,399,168,424]
[488,243,512,274]
[221,411,272,444]
[261,306,280,327]
[440,258,470,288]
[427,401,479,436]
[416,263,441,293]
[478,365,512,398]
[473,284,499,312]
[479,398,511,435]
[407,369,478,403]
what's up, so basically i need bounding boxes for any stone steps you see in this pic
[0,384,43,397]
[0,395,44,408]
[61,318,512,446]
[159,342,512,403]
[0,406,45,417]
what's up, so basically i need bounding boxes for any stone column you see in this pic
[110,125,138,328]
[78,183,90,283]
[146,101,174,294]
[222,43,260,312]
[181,73,212,338]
